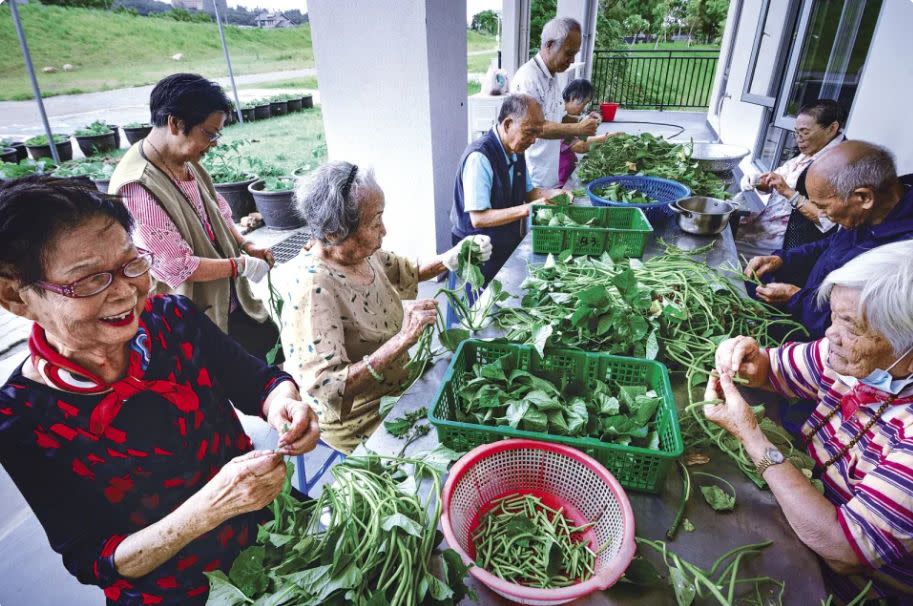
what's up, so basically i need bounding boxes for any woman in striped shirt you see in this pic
[706,240,913,602]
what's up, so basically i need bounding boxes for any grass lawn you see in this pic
[467,30,497,53]
[0,3,313,101]
[219,107,326,175]
[238,77,318,90]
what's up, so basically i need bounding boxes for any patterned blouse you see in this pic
[0,295,293,606]
[272,248,419,453]
[768,338,913,601]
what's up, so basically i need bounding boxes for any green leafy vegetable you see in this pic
[24,133,69,146]
[74,120,113,137]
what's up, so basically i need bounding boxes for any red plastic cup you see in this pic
[599,102,619,122]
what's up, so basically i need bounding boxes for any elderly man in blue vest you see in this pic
[451,94,567,283]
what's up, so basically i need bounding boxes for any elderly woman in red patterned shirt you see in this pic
[0,176,319,606]
[706,239,913,601]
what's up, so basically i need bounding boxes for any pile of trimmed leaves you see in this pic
[577,133,728,199]
[533,206,596,227]
[455,354,663,448]
[592,182,655,204]
[206,455,472,606]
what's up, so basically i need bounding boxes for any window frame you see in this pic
[740,0,802,107]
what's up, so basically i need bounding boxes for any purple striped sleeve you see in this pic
[767,339,826,401]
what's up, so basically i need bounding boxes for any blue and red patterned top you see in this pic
[0,294,293,606]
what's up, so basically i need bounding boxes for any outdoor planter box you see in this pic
[301,94,313,109]
[123,124,153,145]
[269,100,288,117]
[215,175,258,222]
[248,178,303,230]
[27,138,73,162]
[107,124,121,149]
[286,97,302,112]
[240,107,256,122]
[75,131,117,157]
[6,141,27,162]
[1,147,17,164]
[253,104,271,120]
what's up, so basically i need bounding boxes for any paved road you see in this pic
[0,68,317,141]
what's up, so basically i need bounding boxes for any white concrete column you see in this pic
[308,0,468,258]
[501,0,531,77]
[556,0,597,79]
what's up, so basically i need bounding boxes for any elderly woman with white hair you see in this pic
[707,239,913,601]
[272,162,492,453]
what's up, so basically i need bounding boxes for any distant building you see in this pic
[254,10,294,29]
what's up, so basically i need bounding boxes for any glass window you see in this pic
[746,0,796,99]
[755,126,799,173]
[783,0,882,117]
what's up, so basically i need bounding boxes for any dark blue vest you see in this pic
[451,128,529,244]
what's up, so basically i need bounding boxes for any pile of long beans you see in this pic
[472,493,602,588]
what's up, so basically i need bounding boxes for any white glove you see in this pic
[442,235,493,271]
[237,255,270,283]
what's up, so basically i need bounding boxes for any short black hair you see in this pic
[798,99,847,130]
[563,79,595,104]
[149,73,231,135]
[0,175,134,286]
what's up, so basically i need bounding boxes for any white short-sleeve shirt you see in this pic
[512,53,564,189]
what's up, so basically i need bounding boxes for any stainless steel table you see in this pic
[363,218,827,604]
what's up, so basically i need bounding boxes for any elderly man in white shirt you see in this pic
[512,17,599,189]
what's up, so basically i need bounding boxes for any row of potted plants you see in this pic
[1,123,154,163]
[226,93,314,124]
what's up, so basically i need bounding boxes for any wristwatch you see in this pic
[755,446,785,476]
[788,192,803,209]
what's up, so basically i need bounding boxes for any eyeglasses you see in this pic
[35,250,154,298]
[198,125,222,143]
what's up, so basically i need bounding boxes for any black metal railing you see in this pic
[591,49,719,110]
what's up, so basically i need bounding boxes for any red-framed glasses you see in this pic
[35,249,155,298]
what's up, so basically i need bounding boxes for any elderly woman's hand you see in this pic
[242,242,275,267]
[266,397,321,456]
[715,335,770,387]
[198,450,287,525]
[756,282,801,305]
[398,299,438,346]
[761,172,795,199]
[744,255,784,280]
[443,235,493,271]
[703,373,759,441]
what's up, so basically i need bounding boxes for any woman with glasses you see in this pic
[109,73,280,361]
[0,176,319,606]
[736,99,846,260]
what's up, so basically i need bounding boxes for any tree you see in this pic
[686,0,729,43]
[40,0,113,7]
[528,0,557,52]
[623,14,650,44]
[471,10,500,36]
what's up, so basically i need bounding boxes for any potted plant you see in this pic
[52,160,116,193]
[240,102,257,122]
[201,140,258,221]
[0,158,56,181]
[253,99,271,120]
[1,147,17,164]
[25,134,73,162]
[123,122,153,145]
[107,124,122,149]
[268,95,288,117]
[74,121,117,156]
[247,162,302,230]
[1,138,27,162]
[301,94,313,109]
[283,93,303,112]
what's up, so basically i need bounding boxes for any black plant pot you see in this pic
[8,142,27,162]
[123,125,153,145]
[27,139,73,162]
[269,101,288,117]
[286,98,302,112]
[248,179,303,230]
[254,104,271,120]
[301,95,313,109]
[106,124,121,149]
[1,147,17,164]
[215,175,258,222]
[241,107,256,122]
[76,132,117,157]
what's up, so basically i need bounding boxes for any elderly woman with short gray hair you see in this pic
[708,239,913,601]
[272,162,492,453]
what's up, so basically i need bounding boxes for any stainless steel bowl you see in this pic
[670,196,738,235]
[690,142,750,173]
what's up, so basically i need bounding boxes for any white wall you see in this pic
[843,1,913,175]
[308,0,467,259]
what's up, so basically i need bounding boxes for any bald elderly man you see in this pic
[744,140,913,339]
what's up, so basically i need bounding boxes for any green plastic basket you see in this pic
[427,340,683,493]
[529,204,653,257]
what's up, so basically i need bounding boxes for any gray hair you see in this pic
[497,93,538,124]
[817,142,897,199]
[817,240,913,356]
[294,161,380,245]
[541,17,581,49]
